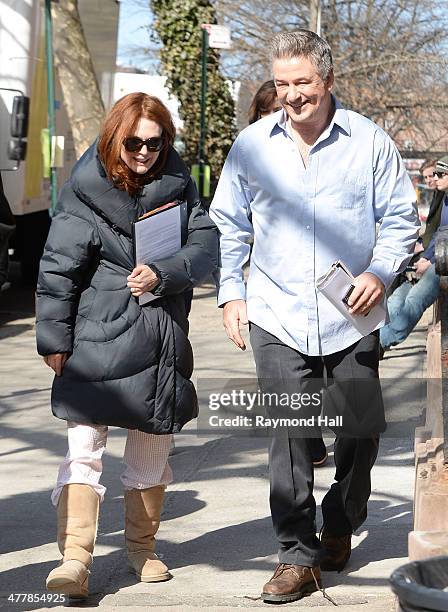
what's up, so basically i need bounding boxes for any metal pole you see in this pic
[198,27,208,199]
[45,0,57,214]
[309,0,321,36]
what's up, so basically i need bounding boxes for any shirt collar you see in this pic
[270,96,351,139]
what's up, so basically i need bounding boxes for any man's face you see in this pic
[422,166,437,190]
[273,55,334,128]
[435,171,448,193]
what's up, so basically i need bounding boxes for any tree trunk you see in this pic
[51,0,104,157]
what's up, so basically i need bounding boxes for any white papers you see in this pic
[316,260,386,336]
[133,202,183,305]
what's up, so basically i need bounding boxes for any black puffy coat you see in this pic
[36,144,219,434]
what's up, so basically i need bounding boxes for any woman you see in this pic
[247,80,281,124]
[36,92,219,598]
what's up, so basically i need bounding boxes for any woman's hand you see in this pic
[44,353,69,376]
[127,264,159,297]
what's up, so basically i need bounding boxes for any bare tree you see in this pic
[217,0,448,150]
[51,0,104,157]
[326,0,448,148]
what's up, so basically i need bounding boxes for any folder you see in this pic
[316,260,386,336]
[132,200,187,305]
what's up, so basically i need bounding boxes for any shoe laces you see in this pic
[277,563,338,606]
[310,567,338,607]
[274,563,302,580]
[245,563,339,605]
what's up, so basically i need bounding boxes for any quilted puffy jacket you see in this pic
[36,143,219,433]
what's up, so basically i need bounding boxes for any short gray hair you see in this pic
[269,30,333,80]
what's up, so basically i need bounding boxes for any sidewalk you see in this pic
[0,281,429,611]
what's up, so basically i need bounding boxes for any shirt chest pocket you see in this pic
[319,168,369,209]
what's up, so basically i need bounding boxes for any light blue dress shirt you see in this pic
[209,99,420,356]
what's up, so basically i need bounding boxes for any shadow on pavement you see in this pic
[0,411,416,602]
[0,322,34,339]
[0,263,35,327]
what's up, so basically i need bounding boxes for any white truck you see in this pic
[0,0,119,283]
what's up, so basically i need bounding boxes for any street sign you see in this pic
[197,23,231,199]
[201,24,231,49]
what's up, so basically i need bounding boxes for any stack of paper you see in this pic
[316,260,386,335]
[132,201,186,305]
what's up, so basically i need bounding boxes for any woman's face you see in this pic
[259,98,282,120]
[120,117,163,175]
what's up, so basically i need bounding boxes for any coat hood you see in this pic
[69,141,191,237]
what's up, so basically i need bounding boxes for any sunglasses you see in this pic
[123,136,163,153]
[433,171,448,179]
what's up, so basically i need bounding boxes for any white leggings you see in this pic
[51,421,173,506]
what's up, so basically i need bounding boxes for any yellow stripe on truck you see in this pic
[24,14,48,200]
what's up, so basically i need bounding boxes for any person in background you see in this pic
[36,92,218,599]
[420,159,445,251]
[380,155,448,352]
[248,80,282,124]
[387,160,439,296]
[422,159,438,191]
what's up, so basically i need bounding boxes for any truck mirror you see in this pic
[8,138,27,162]
[11,95,29,139]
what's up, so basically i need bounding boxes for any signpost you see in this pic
[203,24,232,50]
[194,24,231,200]
[45,0,57,213]
[309,0,321,35]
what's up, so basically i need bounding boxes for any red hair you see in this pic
[97,92,176,195]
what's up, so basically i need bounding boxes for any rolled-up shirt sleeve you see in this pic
[209,135,254,306]
[365,130,420,288]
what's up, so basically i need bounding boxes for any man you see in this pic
[380,155,448,351]
[421,159,437,190]
[382,159,440,323]
[420,159,445,251]
[388,160,438,295]
[210,30,419,604]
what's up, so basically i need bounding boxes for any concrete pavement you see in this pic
[0,278,430,611]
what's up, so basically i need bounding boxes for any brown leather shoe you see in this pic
[320,529,351,572]
[262,564,321,603]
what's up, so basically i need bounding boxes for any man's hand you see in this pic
[414,257,431,279]
[127,265,159,297]
[44,353,69,376]
[348,272,385,316]
[223,299,248,350]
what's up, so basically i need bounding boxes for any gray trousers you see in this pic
[249,323,383,567]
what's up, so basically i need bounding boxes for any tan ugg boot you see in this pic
[46,484,99,599]
[125,486,171,582]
